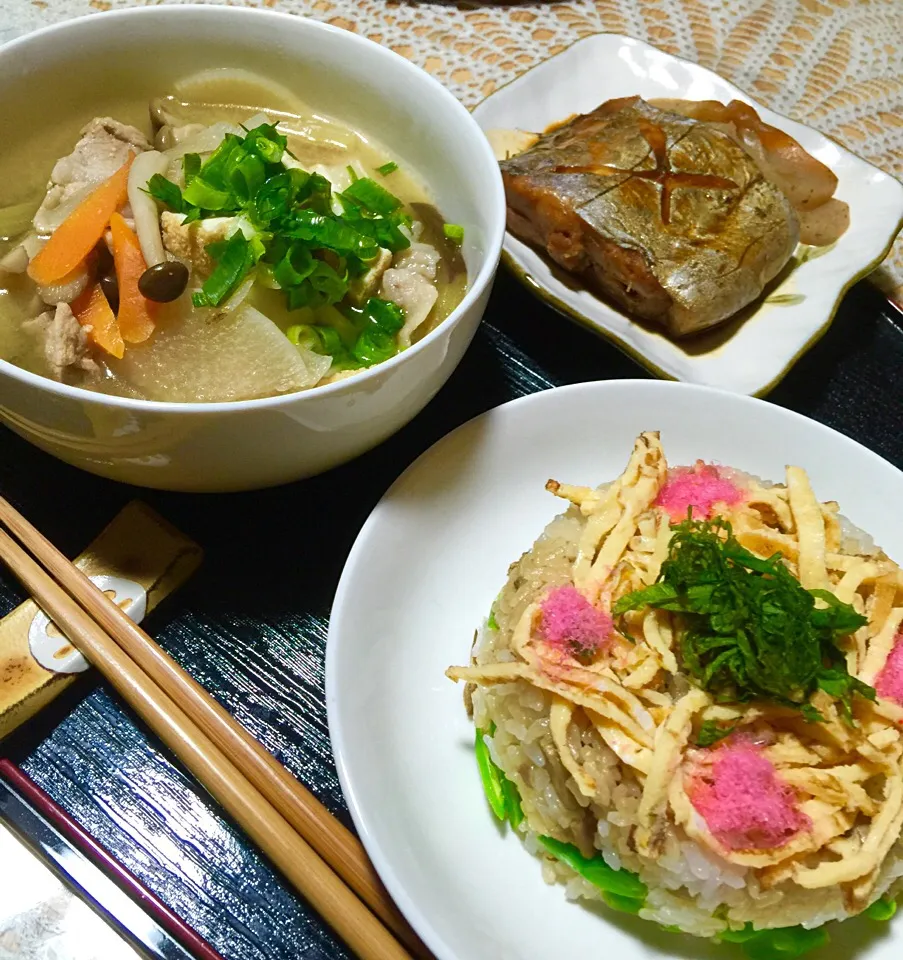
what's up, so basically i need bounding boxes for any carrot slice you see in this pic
[71,284,125,359]
[109,212,156,343]
[28,154,134,287]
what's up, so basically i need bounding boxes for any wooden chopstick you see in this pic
[0,498,423,957]
[0,514,414,960]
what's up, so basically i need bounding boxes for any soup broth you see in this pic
[0,69,467,402]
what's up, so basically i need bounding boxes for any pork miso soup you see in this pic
[0,71,467,402]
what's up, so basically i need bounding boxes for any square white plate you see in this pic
[472,34,903,396]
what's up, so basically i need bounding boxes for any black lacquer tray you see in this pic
[1,270,902,960]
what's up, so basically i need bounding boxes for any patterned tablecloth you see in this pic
[3,0,903,302]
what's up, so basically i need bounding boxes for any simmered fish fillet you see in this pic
[500,97,799,337]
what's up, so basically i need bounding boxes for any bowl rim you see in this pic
[0,4,506,414]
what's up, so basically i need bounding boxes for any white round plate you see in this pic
[327,380,903,960]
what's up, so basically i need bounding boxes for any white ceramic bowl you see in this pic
[327,380,903,960]
[0,6,505,492]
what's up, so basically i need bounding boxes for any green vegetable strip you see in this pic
[377,161,398,176]
[739,926,828,960]
[601,891,644,915]
[473,724,526,830]
[443,223,465,243]
[351,298,406,367]
[487,609,499,631]
[613,517,874,720]
[864,895,897,921]
[192,231,257,308]
[342,177,402,215]
[537,836,647,900]
[474,727,507,821]
[501,778,523,829]
[182,179,233,211]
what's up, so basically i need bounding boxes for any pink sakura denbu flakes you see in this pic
[656,461,746,522]
[876,630,903,707]
[538,585,612,658]
[688,740,810,851]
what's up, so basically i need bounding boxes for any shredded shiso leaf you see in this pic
[693,718,738,747]
[614,516,875,721]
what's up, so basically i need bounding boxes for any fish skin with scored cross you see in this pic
[500,97,799,337]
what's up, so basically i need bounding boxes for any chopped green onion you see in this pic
[345,213,410,253]
[537,836,647,900]
[286,324,320,352]
[364,297,405,334]
[346,165,359,182]
[299,172,334,215]
[342,177,402,216]
[183,153,201,182]
[274,244,316,289]
[254,171,302,224]
[283,210,379,259]
[153,121,413,329]
[198,133,244,190]
[191,230,257,308]
[443,223,465,243]
[350,297,405,366]
[286,324,346,358]
[314,304,360,347]
[487,609,499,631]
[242,123,287,164]
[182,178,233,211]
[376,161,398,176]
[351,327,396,367]
[227,152,267,203]
[313,325,345,357]
[283,260,349,311]
[145,174,184,212]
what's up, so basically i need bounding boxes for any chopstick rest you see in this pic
[0,501,201,739]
